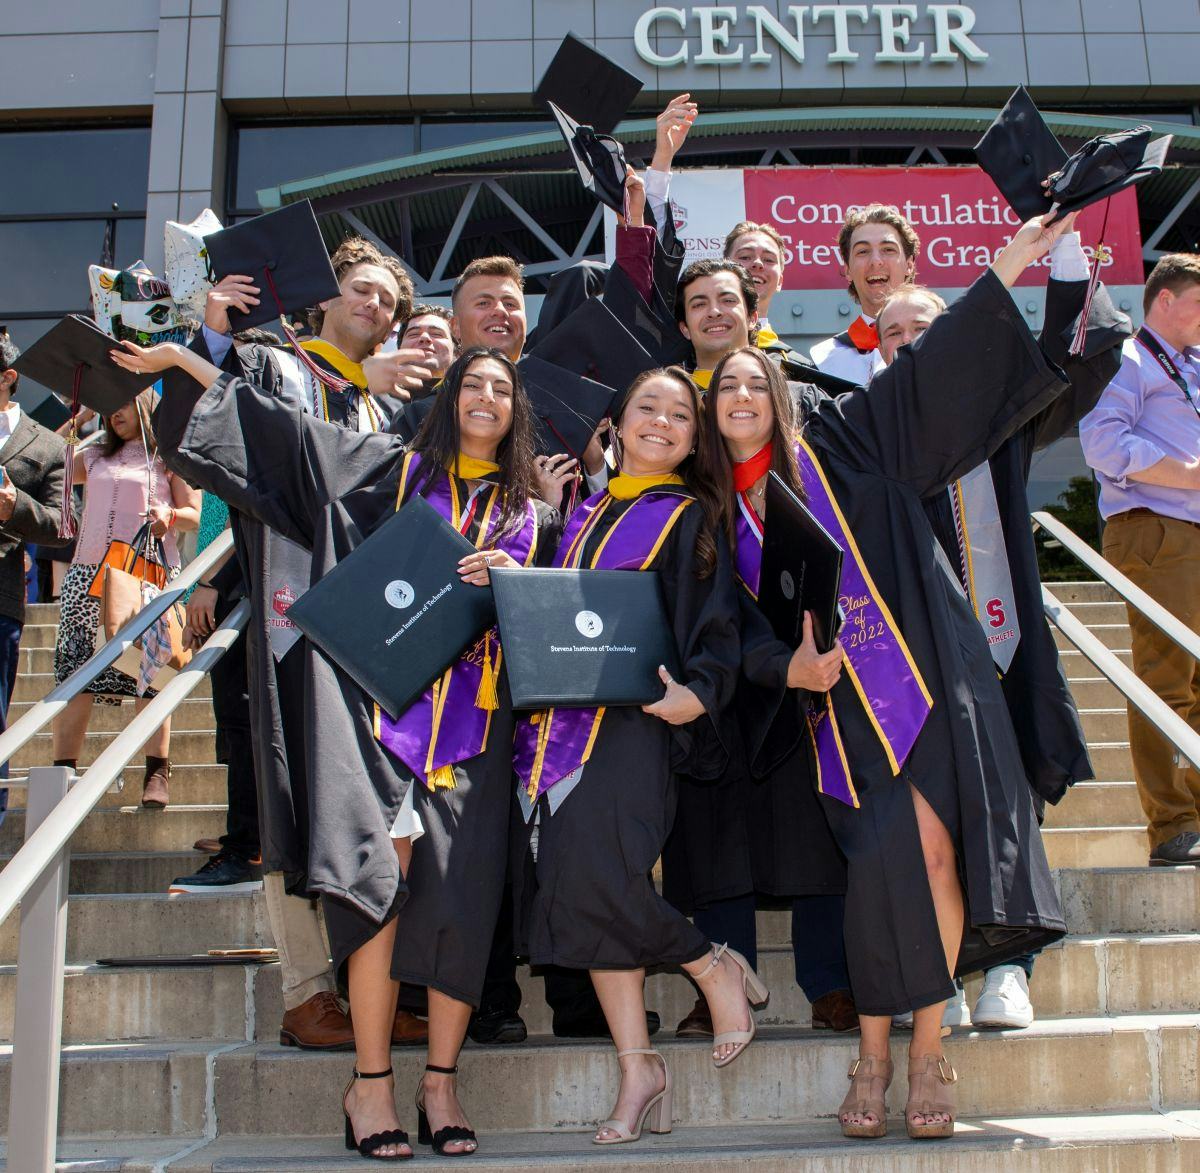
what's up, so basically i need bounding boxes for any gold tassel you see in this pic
[474,630,500,712]
[427,764,457,790]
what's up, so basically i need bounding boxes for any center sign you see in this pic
[634,4,988,67]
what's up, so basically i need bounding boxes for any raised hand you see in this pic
[204,274,260,335]
[621,165,647,229]
[363,347,435,400]
[652,92,698,171]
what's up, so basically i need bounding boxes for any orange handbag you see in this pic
[88,523,168,598]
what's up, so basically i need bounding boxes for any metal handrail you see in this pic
[1032,511,1200,661]
[0,528,235,779]
[1032,511,1200,774]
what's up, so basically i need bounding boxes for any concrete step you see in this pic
[1088,742,1135,782]
[1079,707,1130,742]
[1043,827,1147,869]
[24,602,61,624]
[8,933,1195,1048]
[0,804,227,855]
[23,1114,1200,1171]
[7,695,215,734]
[1053,624,1129,653]
[1058,648,1132,680]
[7,869,1199,970]
[5,850,227,895]
[7,1021,1200,1140]
[12,728,218,770]
[1044,781,1143,829]
[16,621,60,649]
[1044,582,1120,604]
[1059,600,1130,626]
[1066,676,1126,708]
[10,671,212,704]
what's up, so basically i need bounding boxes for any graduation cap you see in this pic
[549,103,630,217]
[535,34,643,136]
[12,314,155,416]
[202,200,341,332]
[975,86,1172,220]
[602,261,693,368]
[516,355,618,462]
[528,297,656,397]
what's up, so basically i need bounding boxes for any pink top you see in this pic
[74,442,180,568]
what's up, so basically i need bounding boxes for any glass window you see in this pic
[0,128,150,214]
[418,119,555,152]
[231,122,415,212]
[0,221,108,313]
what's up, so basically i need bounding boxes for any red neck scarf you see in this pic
[732,442,772,493]
[847,315,879,353]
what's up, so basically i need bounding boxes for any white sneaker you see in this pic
[892,984,970,1031]
[971,964,1034,1029]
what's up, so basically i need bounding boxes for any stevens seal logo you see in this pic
[384,580,415,610]
[575,610,604,639]
[780,570,796,601]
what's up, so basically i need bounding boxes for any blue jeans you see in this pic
[0,614,24,825]
[692,892,850,1003]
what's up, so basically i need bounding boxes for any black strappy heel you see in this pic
[416,1063,478,1156]
[342,1067,412,1161]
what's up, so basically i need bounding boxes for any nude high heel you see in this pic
[592,1049,672,1145]
[693,942,770,1069]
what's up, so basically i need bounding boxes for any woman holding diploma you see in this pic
[697,213,1077,1141]
[111,341,556,1160]
[512,367,763,1148]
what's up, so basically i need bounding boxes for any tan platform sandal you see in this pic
[693,942,771,1069]
[837,1054,893,1139]
[905,1054,957,1139]
[593,1049,672,1145]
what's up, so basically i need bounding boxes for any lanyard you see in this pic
[1135,327,1200,423]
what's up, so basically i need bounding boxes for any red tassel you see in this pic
[1069,199,1112,359]
[261,266,354,396]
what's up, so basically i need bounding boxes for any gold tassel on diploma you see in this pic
[474,630,500,712]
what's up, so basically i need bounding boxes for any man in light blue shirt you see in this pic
[1080,253,1200,865]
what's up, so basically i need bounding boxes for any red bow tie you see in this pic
[847,316,879,354]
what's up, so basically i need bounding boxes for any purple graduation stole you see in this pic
[775,437,932,807]
[733,492,764,598]
[512,487,695,801]
[374,452,540,790]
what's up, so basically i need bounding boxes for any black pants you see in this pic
[478,882,601,1029]
[209,596,258,862]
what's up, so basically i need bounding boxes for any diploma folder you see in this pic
[759,473,845,654]
[286,497,495,719]
[491,568,681,709]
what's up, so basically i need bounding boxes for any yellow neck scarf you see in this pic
[607,472,686,500]
[446,454,500,480]
[301,338,367,389]
[756,324,780,349]
[691,368,713,390]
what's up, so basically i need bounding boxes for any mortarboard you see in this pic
[528,296,656,396]
[548,102,630,217]
[976,87,1171,220]
[535,34,643,135]
[12,314,155,416]
[202,200,341,332]
[516,354,618,462]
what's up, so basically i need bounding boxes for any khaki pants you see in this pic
[1102,510,1200,847]
[262,872,337,1010]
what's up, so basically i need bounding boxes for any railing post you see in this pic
[8,765,72,1173]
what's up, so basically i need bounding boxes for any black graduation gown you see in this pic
[517,499,741,971]
[170,335,390,889]
[796,269,1070,1017]
[155,369,557,1003]
[922,279,1127,806]
[662,588,847,913]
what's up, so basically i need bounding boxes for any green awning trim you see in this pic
[257,105,1200,210]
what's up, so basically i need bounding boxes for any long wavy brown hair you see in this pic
[407,347,537,537]
[100,388,158,459]
[611,366,723,580]
[700,346,806,552]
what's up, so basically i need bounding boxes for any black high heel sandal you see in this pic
[416,1063,478,1156]
[343,1067,412,1161]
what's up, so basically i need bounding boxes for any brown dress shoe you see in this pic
[392,1008,429,1046]
[675,995,714,1038]
[812,989,860,1032]
[279,990,355,1050]
[141,759,171,809]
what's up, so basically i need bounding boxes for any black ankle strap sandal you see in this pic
[342,1067,411,1161]
[416,1063,478,1156]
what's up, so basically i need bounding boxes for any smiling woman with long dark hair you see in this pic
[110,339,557,1160]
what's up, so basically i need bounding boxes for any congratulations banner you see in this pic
[606,165,1143,289]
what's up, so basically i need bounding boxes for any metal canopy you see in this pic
[258,105,1200,297]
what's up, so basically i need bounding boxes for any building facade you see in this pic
[4,1,1200,529]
